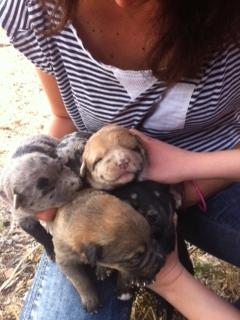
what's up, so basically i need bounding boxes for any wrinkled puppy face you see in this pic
[81,125,145,189]
[69,193,165,287]
[101,236,165,287]
[96,217,164,287]
[1,153,82,216]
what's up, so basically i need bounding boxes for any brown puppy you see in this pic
[80,125,145,189]
[0,133,164,313]
[51,188,164,313]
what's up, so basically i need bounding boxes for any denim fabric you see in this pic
[20,183,240,319]
[20,256,131,320]
[179,182,240,267]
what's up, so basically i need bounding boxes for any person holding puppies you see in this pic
[1,0,240,319]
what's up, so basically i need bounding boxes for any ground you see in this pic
[0,28,239,320]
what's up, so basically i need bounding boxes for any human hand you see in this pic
[148,213,184,294]
[36,208,57,221]
[148,242,240,320]
[148,245,184,295]
[130,129,192,183]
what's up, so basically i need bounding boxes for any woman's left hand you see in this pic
[130,129,192,183]
[36,208,58,221]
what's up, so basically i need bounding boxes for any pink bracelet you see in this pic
[191,180,207,212]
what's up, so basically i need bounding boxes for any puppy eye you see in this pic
[133,146,141,153]
[131,249,145,262]
[133,252,144,260]
[36,177,50,190]
[92,157,102,170]
[56,162,63,171]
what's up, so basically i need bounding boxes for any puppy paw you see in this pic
[81,293,101,313]
[96,266,113,281]
[46,250,56,262]
[117,292,133,301]
[116,276,134,301]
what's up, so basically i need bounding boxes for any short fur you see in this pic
[0,133,88,257]
[0,130,168,313]
[50,188,165,312]
[0,127,190,316]
[80,124,145,189]
[79,125,193,318]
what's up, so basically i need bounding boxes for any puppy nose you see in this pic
[77,178,84,190]
[118,158,129,170]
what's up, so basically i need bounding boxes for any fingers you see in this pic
[36,208,57,221]
[129,128,153,143]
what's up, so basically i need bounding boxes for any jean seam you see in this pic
[21,255,49,320]
[186,207,240,237]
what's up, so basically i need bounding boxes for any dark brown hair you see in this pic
[41,0,240,83]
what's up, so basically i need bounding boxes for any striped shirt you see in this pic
[1,0,240,151]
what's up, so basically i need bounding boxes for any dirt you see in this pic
[0,28,49,320]
[0,28,239,320]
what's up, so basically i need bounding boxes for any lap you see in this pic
[179,182,240,267]
[20,254,131,320]
[21,183,240,319]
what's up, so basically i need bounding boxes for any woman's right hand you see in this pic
[130,129,192,183]
[131,129,240,184]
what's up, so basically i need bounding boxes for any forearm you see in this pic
[44,114,77,138]
[183,178,234,208]
[132,130,240,183]
[150,268,240,320]
[180,149,240,181]
[36,68,77,139]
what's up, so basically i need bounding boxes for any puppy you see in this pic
[0,134,85,258]
[79,125,193,318]
[110,181,177,256]
[50,188,165,312]
[79,126,180,260]
[80,124,145,189]
[0,129,187,316]
[56,130,91,175]
[0,132,166,313]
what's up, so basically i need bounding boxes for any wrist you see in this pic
[182,180,206,209]
[182,179,234,209]
[151,265,240,320]
[154,266,187,300]
[45,115,76,138]
[148,256,185,296]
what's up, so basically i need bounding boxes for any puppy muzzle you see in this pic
[95,155,143,186]
[125,240,166,288]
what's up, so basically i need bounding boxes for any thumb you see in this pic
[129,129,153,144]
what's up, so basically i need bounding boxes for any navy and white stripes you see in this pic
[1,0,240,151]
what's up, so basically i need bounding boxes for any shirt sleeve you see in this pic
[0,0,54,74]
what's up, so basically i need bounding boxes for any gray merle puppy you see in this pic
[0,132,90,258]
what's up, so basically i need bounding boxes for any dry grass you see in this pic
[0,28,239,320]
[190,246,240,302]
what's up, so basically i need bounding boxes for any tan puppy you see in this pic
[51,188,164,313]
[80,125,145,189]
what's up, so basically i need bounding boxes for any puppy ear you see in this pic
[83,244,102,267]
[13,190,23,210]
[139,144,146,161]
[80,161,87,177]
[0,189,6,201]
[0,177,6,199]
[133,135,146,160]
[169,186,182,210]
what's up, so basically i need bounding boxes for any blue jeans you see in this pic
[20,183,240,320]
